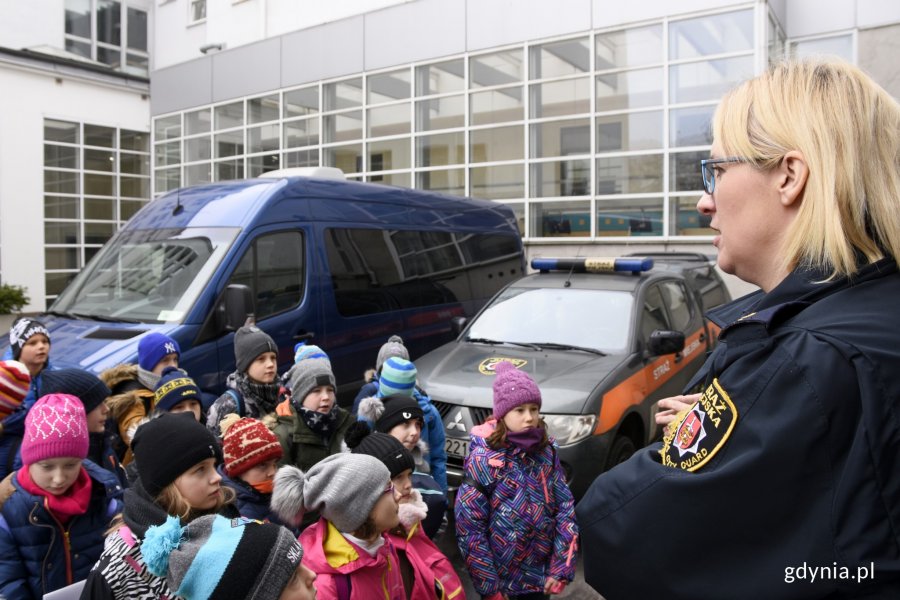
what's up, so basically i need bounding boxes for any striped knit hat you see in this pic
[154,366,201,412]
[21,394,89,464]
[0,360,30,420]
[220,415,283,478]
[377,357,417,398]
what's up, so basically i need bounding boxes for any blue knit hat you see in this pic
[138,333,181,371]
[154,366,201,412]
[377,357,417,398]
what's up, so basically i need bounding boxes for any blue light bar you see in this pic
[531,257,654,273]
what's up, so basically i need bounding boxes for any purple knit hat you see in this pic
[492,361,541,420]
[21,394,89,464]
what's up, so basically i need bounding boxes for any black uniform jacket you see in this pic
[577,258,900,599]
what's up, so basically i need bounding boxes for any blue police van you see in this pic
[7,168,524,403]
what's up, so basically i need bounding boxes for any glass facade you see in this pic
[65,0,150,76]
[44,119,151,306]
[152,6,772,240]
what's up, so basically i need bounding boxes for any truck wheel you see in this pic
[604,435,636,471]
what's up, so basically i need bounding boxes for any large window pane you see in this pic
[669,150,706,192]
[470,125,523,163]
[669,56,754,104]
[120,176,148,198]
[97,0,121,45]
[45,145,79,169]
[416,59,464,96]
[45,120,79,144]
[284,87,318,118]
[597,111,663,153]
[45,196,80,219]
[530,118,590,159]
[45,222,80,244]
[369,172,410,188]
[368,69,410,104]
[248,154,280,177]
[597,197,664,237]
[471,49,523,88]
[670,9,754,60]
[368,139,410,171]
[284,119,318,149]
[531,160,590,197]
[120,129,148,152]
[596,68,663,111]
[249,94,280,124]
[671,196,712,235]
[45,170,80,194]
[215,159,244,181]
[324,78,362,111]
[324,144,362,173]
[84,125,116,148]
[125,53,148,77]
[155,141,181,166]
[46,272,78,297]
[46,247,80,270]
[416,95,464,131]
[416,169,464,195]
[530,77,590,118]
[97,46,122,69]
[531,37,590,79]
[596,154,663,194]
[248,124,279,153]
[471,164,524,199]
[284,149,319,168]
[530,200,590,237]
[215,130,244,158]
[84,148,115,172]
[597,24,663,70]
[185,137,211,162]
[154,115,181,140]
[368,104,410,137]
[66,39,92,59]
[417,132,465,167]
[324,111,362,143]
[155,167,180,193]
[84,173,115,196]
[121,200,146,220]
[84,221,115,244]
[215,102,244,130]
[471,87,523,126]
[84,197,116,220]
[670,105,714,147]
[185,109,211,135]
[65,0,91,38]
[127,7,147,51]
[185,163,211,185]
[120,153,149,175]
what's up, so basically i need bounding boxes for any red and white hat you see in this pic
[221,415,283,478]
[0,360,31,420]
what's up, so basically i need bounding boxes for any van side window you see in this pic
[659,281,692,332]
[324,228,521,318]
[640,285,669,342]
[229,231,305,320]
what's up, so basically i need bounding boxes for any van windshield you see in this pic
[466,287,633,353]
[50,227,240,324]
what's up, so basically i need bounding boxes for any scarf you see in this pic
[136,366,161,391]
[298,404,339,441]
[506,426,545,454]
[250,479,274,494]
[18,465,93,526]
[231,371,281,415]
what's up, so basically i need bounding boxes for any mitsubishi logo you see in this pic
[447,409,467,432]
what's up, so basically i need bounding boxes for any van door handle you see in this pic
[674,352,683,364]
[699,333,706,342]
[293,331,315,342]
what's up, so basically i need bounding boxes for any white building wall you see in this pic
[0,0,65,51]
[0,61,149,311]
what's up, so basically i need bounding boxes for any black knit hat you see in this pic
[8,317,50,360]
[41,368,111,414]
[375,395,424,434]
[345,421,415,478]
[234,325,277,374]
[132,412,221,497]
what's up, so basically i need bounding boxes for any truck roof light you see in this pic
[531,257,654,274]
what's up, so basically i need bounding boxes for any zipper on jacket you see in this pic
[45,498,74,585]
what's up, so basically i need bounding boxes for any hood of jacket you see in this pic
[300,518,394,576]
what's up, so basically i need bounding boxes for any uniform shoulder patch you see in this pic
[660,378,738,472]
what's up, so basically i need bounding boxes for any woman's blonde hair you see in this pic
[155,481,236,521]
[713,58,900,279]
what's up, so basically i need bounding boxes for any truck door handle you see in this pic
[699,333,706,342]
[293,331,315,342]
[674,352,683,364]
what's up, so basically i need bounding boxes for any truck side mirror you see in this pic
[647,330,685,356]
[451,316,467,336]
[219,284,254,332]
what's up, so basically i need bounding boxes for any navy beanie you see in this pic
[153,366,201,412]
[138,333,181,372]
[41,368,111,414]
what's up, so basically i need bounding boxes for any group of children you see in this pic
[0,316,580,600]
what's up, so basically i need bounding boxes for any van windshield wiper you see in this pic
[44,310,82,320]
[531,342,607,356]
[466,337,503,345]
[466,337,541,351]
[70,312,142,324]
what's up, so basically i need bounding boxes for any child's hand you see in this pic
[545,577,566,595]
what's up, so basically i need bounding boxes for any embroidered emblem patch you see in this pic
[660,378,737,471]
[478,357,527,375]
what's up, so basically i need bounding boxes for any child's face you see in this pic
[152,353,179,376]
[86,402,110,434]
[392,469,413,504]
[278,564,317,600]
[170,399,202,421]
[369,481,400,534]
[239,458,278,486]
[388,419,422,451]
[247,352,278,384]
[174,457,222,510]
[502,402,541,433]
[301,386,335,414]
[28,457,81,496]
[19,334,50,375]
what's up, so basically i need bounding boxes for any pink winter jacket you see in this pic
[388,521,465,600]
[300,518,405,600]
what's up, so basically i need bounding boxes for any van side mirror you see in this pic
[450,316,467,336]
[219,284,254,332]
[647,330,685,356]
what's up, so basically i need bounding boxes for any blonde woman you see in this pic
[578,59,900,598]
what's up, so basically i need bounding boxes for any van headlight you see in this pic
[542,414,596,447]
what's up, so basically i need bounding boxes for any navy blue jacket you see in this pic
[577,259,900,599]
[217,466,296,533]
[0,461,123,600]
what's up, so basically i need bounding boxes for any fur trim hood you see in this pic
[99,363,139,391]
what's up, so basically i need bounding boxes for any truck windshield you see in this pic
[50,227,240,324]
[466,287,633,353]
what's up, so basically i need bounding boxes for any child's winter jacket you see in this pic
[454,420,578,598]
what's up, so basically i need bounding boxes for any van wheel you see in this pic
[604,435,636,471]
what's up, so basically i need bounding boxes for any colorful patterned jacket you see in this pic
[454,421,578,597]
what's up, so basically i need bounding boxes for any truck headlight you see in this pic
[542,414,596,447]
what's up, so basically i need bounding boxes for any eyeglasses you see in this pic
[700,157,746,195]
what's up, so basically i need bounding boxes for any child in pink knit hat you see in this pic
[455,361,578,600]
[0,394,123,599]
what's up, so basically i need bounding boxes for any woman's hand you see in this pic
[655,394,701,427]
